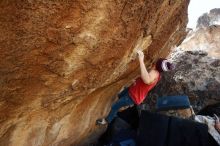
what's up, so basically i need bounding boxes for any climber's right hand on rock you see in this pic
[136,50,144,61]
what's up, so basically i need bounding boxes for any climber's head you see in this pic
[155,58,175,73]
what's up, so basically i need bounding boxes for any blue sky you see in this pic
[187,0,220,28]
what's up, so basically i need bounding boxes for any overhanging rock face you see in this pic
[0,0,189,145]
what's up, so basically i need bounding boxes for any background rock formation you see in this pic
[0,0,189,145]
[181,25,220,59]
[197,8,220,28]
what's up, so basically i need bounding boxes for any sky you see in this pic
[187,0,220,28]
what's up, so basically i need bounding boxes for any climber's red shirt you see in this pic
[128,73,160,105]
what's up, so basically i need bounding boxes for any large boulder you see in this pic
[0,0,189,145]
[146,26,220,114]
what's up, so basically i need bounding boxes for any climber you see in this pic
[96,50,175,125]
[215,115,220,133]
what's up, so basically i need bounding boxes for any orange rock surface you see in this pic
[0,0,189,145]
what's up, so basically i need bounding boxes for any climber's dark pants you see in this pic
[106,88,134,123]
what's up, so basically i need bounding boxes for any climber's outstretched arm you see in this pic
[137,50,158,84]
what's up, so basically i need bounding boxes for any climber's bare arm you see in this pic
[137,50,158,84]
[214,114,220,133]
